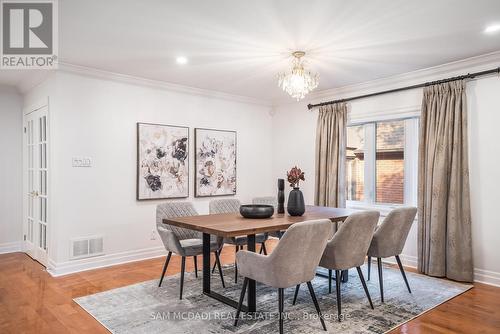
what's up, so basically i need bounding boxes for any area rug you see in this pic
[74,263,471,333]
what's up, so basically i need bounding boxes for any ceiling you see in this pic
[1,0,500,102]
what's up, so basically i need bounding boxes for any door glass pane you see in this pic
[42,143,47,168]
[346,125,365,201]
[42,225,47,250]
[376,120,405,204]
[28,219,33,242]
[39,197,46,223]
[39,224,43,247]
[29,121,32,144]
[39,117,42,142]
[42,116,47,141]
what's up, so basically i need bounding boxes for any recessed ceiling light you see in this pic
[484,24,500,34]
[176,56,188,64]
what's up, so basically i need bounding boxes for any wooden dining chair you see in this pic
[234,219,332,333]
[209,198,268,283]
[367,207,417,302]
[156,202,225,299]
[298,211,379,321]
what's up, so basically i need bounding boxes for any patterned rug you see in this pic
[74,263,471,333]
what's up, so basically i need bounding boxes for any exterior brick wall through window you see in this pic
[346,120,405,204]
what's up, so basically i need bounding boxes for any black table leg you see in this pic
[202,232,248,312]
[246,234,256,313]
[316,267,349,283]
[202,233,211,294]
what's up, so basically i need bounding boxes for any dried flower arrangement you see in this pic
[286,166,305,188]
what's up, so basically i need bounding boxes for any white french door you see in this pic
[24,105,49,266]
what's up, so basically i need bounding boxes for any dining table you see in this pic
[163,205,358,312]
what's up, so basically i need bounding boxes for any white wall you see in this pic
[0,86,23,253]
[24,71,274,273]
[272,76,500,285]
[468,77,500,281]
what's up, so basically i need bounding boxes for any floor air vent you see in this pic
[70,236,104,260]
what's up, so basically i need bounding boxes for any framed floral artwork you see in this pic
[137,123,189,200]
[194,128,236,197]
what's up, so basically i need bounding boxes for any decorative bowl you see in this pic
[239,204,274,219]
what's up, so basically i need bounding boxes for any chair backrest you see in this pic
[322,211,380,269]
[156,202,200,240]
[370,207,417,257]
[268,219,332,287]
[209,198,241,214]
[252,196,277,208]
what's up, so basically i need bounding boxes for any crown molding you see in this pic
[273,50,500,107]
[49,62,273,107]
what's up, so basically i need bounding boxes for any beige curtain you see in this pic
[314,103,347,208]
[417,80,473,282]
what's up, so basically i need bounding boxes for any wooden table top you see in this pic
[163,205,359,238]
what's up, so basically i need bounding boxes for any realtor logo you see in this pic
[1,0,58,69]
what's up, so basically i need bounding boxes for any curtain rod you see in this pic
[307,66,500,110]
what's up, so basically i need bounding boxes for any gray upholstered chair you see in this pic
[209,199,269,283]
[234,219,332,333]
[299,211,379,321]
[252,196,285,239]
[367,207,417,302]
[156,202,225,299]
[252,196,277,207]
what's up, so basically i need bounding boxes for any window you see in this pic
[376,120,405,204]
[346,125,365,201]
[346,118,418,207]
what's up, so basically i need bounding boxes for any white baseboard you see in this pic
[47,246,167,277]
[473,268,500,287]
[44,246,500,288]
[376,253,500,287]
[0,241,23,254]
[379,254,418,268]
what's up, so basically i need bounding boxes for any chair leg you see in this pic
[179,256,186,300]
[356,267,374,309]
[377,257,384,303]
[261,242,268,255]
[278,288,284,334]
[395,255,412,293]
[234,245,239,283]
[367,256,371,281]
[193,255,198,278]
[214,251,226,288]
[292,284,300,305]
[234,277,248,326]
[158,251,172,287]
[306,281,327,331]
[328,269,332,294]
[211,250,218,273]
[335,269,342,322]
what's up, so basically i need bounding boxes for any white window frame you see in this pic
[346,117,419,215]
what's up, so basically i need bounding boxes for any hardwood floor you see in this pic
[1,245,499,334]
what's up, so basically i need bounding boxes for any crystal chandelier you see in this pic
[278,51,319,101]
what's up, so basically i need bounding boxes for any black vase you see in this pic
[287,187,305,216]
[277,179,285,214]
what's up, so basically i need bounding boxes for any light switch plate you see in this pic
[72,157,92,167]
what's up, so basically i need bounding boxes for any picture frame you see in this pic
[137,122,189,200]
[194,128,237,197]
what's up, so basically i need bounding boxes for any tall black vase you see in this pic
[287,187,305,216]
[277,179,285,214]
